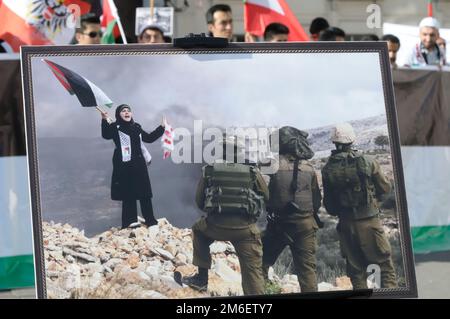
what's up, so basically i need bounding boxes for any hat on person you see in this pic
[138,23,164,37]
[419,17,440,30]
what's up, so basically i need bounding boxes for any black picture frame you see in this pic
[21,41,417,299]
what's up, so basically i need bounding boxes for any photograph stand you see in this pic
[173,33,229,49]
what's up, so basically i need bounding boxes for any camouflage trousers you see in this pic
[262,215,318,292]
[191,217,264,296]
[337,216,397,289]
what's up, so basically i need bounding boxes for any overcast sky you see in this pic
[31,51,386,138]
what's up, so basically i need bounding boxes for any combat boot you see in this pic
[182,270,208,292]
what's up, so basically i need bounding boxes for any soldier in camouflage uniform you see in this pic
[182,136,269,295]
[262,126,322,293]
[321,123,397,289]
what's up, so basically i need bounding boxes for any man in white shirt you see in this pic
[407,17,446,67]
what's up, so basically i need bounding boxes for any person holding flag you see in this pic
[101,105,167,229]
[42,59,172,229]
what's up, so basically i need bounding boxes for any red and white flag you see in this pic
[244,0,309,41]
[0,0,91,52]
[161,122,175,159]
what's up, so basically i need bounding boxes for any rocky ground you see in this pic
[43,219,355,299]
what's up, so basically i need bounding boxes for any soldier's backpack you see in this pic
[203,162,266,218]
[322,151,375,209]
[268,156,315,214]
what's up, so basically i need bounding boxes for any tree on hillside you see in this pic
[374,135,389,150]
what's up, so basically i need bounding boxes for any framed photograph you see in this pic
[22,42,417,299]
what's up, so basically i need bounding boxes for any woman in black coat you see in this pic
[101,104,165,228]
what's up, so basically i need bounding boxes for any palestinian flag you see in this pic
[393,70,450,254]
[0,156,34,289]
[244,0,309,41]
[402,147,450,253]
[101,0,121,44]
[0,0,91,52]
[43,59,113,108]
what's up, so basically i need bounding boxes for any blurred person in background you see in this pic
[382,34,401,68]
[206,4,233,41]
[264,23,289,42]
[138,25,165,44]
[407,17,446,66]
[360,34,379,41]
[75,14,102,45]
[309,17,329,41]
[319,27,346,41]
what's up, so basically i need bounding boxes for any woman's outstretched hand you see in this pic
[101,111,109,120]
[161,115,167,128]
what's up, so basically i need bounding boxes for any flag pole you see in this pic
[109,0,128,44]
[150,0,155,21]
[428,0,433,17]
[95,106,113,123]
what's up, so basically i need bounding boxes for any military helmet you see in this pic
[331,123,356,144]
[276,126,314,160]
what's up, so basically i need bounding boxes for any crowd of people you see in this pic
[1,3,447,69]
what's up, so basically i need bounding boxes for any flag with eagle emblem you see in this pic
[0,0,91,52]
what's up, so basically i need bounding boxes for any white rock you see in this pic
[141,290,168,299]
[210,242,229,254]
[61,264,81,291]
[46,245,61,251]
[103,258,123,270]
[145,266,159,277]
[318,282,336,291]
[174,253,187,266]
[46,280,71,299]
[62,247,97,263]
[89,272,103,290]
[86,263,104,275]
[154,247,175,260]
[267,267,276,281]
[281,274,298,284]
[159,275,183,290]
[213,259,241,283]
[139,271,151,281]
[147,225,159,238]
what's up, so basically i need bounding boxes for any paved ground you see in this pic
[0,288,36,299]
[414,251,450,299]
[1,252,450,299]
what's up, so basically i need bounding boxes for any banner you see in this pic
[394,68,450,253]
[0,58,34,290]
